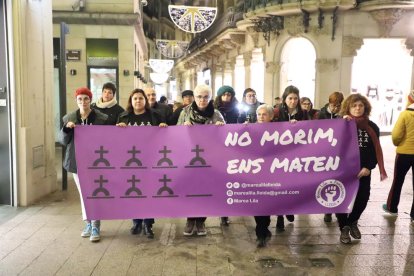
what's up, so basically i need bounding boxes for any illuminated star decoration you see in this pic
[156,39,190,59]
[168,5,217,33]
[149,59,174,74]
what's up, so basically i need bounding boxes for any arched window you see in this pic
[280,38,316,102]
[234,54,245,100]
[351,39,413,132]
[250,48,265,102]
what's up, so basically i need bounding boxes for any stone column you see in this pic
[405,38,414,91]
[264,61,281,106]
[223,61,233,86]
[250,48,265,102]
[341,36,364,97]
[214,63,224,92]
[243,52,252,89]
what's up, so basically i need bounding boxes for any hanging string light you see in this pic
[150,72,170,84]
[149,59,174,74]
[168,5,217,33]
[156,39,190,58]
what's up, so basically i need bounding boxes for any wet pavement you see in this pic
[0,136,413,275]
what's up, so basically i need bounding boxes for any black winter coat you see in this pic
[237,101,263,123]
[117,109,165,126]
[358,120,379,170]
[217,102,239,124]
[91,103,124,125]
[318,104,340,120]
[274,105,309,122]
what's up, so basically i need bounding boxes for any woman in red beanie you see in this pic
[59,87,108,242]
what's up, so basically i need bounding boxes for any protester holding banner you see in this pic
[169,90,194,125]
[300,97,319,120]
[178,84,225,236]
[214,85,239,125]
[273,85,309,232]
[214,85,239,226]
[91,82,124,125]
[383,90,414,222]
[274,86,310,122]
[117,88,167,239]
[59,87,108,242]
[254,104,275,247]
[318,92,344,120]
[237,88,263,123]
[337,93,387,244]
[145,87,172,124]
[317,91,344,223]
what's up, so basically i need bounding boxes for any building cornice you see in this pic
[53,11,139,25]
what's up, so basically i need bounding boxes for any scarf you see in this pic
[189,101,215,124]
[95,97,117,109]
[351,115,388,181]
[218,101,237,114]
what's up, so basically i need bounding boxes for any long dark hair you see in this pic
[213,94,238,108]
[126,89,150,113]
[281,85,303,112]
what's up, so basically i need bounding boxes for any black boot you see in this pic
[144,224,154,239]
[220,217,229,226]
[257,237,266,248]
[286,215,295,222]
[276,216,285,232]
[324,214,333,223]
[130,221,143,235]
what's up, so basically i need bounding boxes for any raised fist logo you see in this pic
[316,179,346,208]
[325,186,337,203]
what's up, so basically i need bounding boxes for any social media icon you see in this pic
[233,182,240,189]
[226,182,233,189]
[227,190,233,196]
[227,198,233,205]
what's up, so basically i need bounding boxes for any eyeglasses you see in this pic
[77,97,90,102]
[196,95,210,100]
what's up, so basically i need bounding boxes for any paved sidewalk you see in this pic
[0,136,413,275]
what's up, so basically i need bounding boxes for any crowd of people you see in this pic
[59,82,414,248]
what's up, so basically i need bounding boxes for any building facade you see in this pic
[1,0,414,207]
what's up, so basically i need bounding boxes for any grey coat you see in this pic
[59,109,108,173]
[177,104,225,125]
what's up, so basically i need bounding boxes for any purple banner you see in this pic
[75,120,360,220]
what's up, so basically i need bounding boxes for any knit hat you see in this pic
[181,90,194,98]
[408,90,414,104]
[75,87,93,100]
[217,85,235,97]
